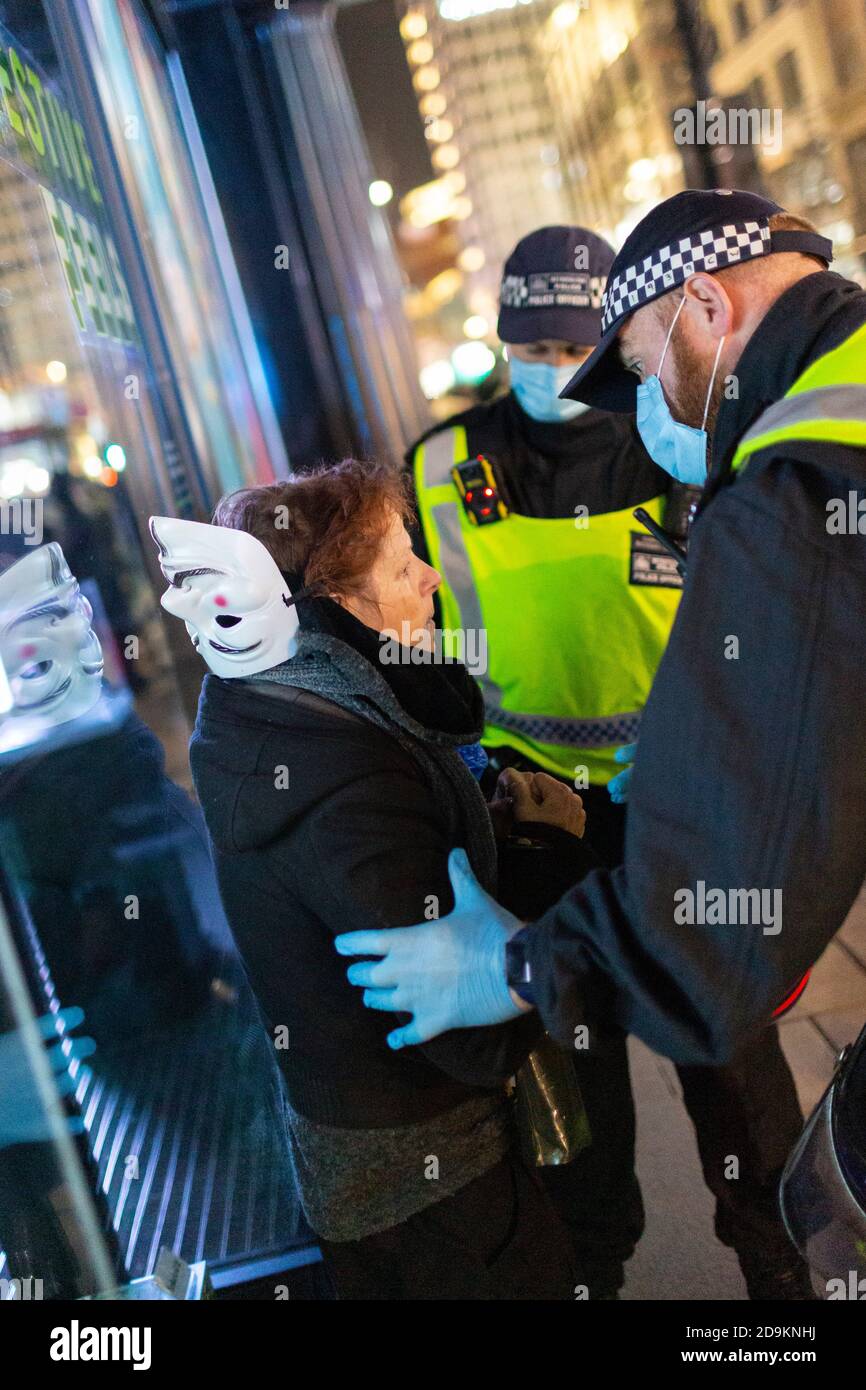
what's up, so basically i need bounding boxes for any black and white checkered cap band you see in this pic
[601,220,771,333]
[500,272,606,311]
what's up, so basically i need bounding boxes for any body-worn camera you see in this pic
[450,455,509,526]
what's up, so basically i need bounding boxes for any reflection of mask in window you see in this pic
[0,544,104,727]
[149,517,300,679]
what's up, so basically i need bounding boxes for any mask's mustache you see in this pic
[207,638,262,656]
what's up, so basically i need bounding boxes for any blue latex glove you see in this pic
[0,1007,94,1148]
[334,848,524,1048]
[607,740,638,804]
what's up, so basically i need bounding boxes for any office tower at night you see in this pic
[541,1,693,247]
[706,0,866,279]
[399,0,575,323]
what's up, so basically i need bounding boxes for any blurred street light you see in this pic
[427,268,463,304]
[413,65,441,92]
[425,119,455,143]
[458,245,485,272]
[420,359,457,399]
[401,175,464,228]
[432,144,461,170]
[369,179,394,206]
[26,465,50,494]
[419,91,447,118]
[407,39,434,65]
[400,12,428,41]
[463,314,489,338]
[550,2,581,30]
[452,340,495,383]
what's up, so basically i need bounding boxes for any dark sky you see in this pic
[335,0,433,200]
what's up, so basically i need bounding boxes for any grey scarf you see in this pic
[247,630,498,894]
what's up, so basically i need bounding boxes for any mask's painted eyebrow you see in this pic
[8,601,70,630]
[166,567,222,588]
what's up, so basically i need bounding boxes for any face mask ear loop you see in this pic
[656,294,686,380]
[701,335,726,431]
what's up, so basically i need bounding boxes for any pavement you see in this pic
[622,882,866,1300]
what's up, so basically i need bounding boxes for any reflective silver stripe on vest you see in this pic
[431,501,503,704]
[484,706,642,750]
[739,385,866,448]
[422,427,460,487]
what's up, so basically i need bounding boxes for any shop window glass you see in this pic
[0,6,308,1299]
[78,0,286,498]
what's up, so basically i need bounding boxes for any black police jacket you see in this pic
[521,270,866,1065]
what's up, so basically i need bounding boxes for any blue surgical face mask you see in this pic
[635,297,725,486]
[509,357,590,424]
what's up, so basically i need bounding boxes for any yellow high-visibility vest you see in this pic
[413,423,683,785]
[732,321,866,472]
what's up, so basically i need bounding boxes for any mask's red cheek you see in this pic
[19,643,37,659]
[214,594,228,607]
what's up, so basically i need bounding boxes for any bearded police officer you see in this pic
[409,217,810,1298]
[338,189,866,1297]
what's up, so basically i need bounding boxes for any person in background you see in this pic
[406,226,690,866]
[401,223,813,1300]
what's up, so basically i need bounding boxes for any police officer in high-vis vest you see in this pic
[342,192,865,1298]
[405,224,811,1300]
[407,227,688,865]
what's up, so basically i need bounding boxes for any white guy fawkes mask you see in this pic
[0,543,104,727]
[149,516,300,678]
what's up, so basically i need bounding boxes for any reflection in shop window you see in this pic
[0,19,190,776]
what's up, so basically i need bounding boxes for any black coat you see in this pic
[190,674,594,1128]
[523,271,866,1066]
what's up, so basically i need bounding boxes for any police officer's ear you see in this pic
[683,269,739,337]
[682,272,733,341]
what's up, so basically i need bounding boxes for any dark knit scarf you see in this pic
[247,595,498,893]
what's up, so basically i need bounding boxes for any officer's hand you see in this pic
[498,768,586,838]
[335,848,525,1047]
[607,741,638,804]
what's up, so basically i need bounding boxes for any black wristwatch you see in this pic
[505,926,535,1007]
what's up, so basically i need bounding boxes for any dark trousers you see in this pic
[320,1151,576,1300]
[539,1019,805,1296]
[488,764,808,1297]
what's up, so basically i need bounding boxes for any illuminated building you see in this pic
[399,1,575,319]
[706,0,866,277]
[543,0,866,279]
[541,1,693,246]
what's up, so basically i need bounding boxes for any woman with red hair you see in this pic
[183,459,593,1299]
